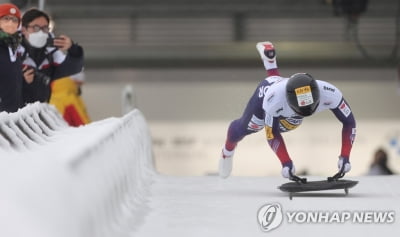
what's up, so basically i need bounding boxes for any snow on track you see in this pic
[135,175,400,236]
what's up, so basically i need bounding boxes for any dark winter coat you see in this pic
[21,39,84,104]
[0,33,23,113]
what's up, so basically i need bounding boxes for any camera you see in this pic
[47,37,62,47]
[34,70,51,85]
[23,66,50,85]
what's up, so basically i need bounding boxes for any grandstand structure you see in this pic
[21,0,399,67]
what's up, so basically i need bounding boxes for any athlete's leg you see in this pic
[219,115,263,178]
[220,41,280,178]
[223,115,263,156]
[224,120,247,152]
[219,93,264,178]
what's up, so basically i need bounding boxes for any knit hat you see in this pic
[0,3,21,21]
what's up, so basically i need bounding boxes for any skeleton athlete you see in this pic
[219,41,356,180]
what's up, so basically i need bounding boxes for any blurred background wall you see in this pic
[8,0,400,176]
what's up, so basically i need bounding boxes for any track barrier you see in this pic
[0,103,154,237]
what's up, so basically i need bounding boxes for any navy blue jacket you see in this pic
[0,39,23,113]
[21,39,84,104]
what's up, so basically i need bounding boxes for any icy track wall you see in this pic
[0,103,154,237]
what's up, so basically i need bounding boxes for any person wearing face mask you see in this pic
[20,8,84,104]
[0,3,23,113]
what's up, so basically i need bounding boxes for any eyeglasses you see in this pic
[27,25,50,33]
[0,15,19,23]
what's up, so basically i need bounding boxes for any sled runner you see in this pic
[279,178,358,200]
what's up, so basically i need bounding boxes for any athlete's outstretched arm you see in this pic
[265,117,292,166]
[331,98,356,160]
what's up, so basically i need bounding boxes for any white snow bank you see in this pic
[0,103,154,237]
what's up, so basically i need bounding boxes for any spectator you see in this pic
[0,3,23,113]
[20,8,84,105]
[367,148,394,175]
[49,71,91,127]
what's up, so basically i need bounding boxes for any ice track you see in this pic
[136,175,400,236]
[1,103,399,236]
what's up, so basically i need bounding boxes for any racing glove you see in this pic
[281,161,296,179]
[338,156,351,174]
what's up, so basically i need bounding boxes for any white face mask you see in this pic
[28,30,48,48]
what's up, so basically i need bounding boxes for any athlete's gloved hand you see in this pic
[327,156,352,181]
[281,161,296,179]
[338,156,351,174]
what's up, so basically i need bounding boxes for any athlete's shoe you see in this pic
[256,41,276,63]
[219,149,234,179]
